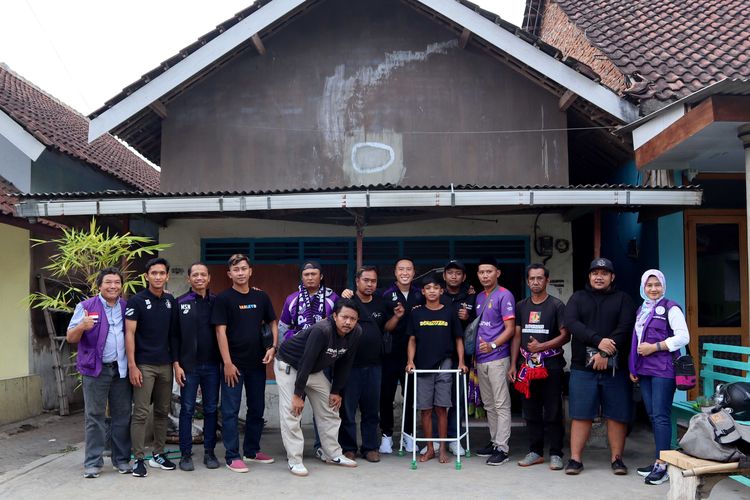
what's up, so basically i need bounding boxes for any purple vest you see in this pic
[75,296,127,377]
[629,298,680,378]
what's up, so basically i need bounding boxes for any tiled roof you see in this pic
[526,0,750,106]
[0,175,19,217]
[0,64,160,192]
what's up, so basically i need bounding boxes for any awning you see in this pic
[15,185,702,220]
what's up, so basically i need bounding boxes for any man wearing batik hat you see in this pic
[473,256,517,466]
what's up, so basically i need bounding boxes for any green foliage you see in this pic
[26,218,171,312]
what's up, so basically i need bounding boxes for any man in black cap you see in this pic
[279,261,339,343]
[563,257,636,476]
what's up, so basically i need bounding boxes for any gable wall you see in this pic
[160,0,568,192]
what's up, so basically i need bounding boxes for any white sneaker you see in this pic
[289,462,309,477]
[314,447,328,462]
[379,435,393,454]
[402,434,415,453]
[449,441,465,456]
[419,442,440,455]
[329,455,358,468]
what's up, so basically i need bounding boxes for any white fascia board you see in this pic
[88,0,306,142]
[0,109,46,161]
[632,105,686,149]
[417,0,639,123]
[14,189,702,218]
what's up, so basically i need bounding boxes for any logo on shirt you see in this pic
[325,347,347,358]
[145,299,152,310]
[419,320,449,327]
[528,311,541,324]
[181,304,191,314]
[125,308,135,317]
[391,292,398,302]
[655,305,666,315]
[166,300,172,309]
[479,320,492,327]
[239,304,257,310]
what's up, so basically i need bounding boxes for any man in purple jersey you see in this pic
[473,256,516,466]
[279,261,339,342]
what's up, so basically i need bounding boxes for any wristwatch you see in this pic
[490,342,497,350]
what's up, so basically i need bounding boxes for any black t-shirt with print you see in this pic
[125,288,178,365]
[352,294,390,367]
[515,295,566,369]
[211,287,276,370]
[406,305,463,370]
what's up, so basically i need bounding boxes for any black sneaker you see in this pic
[564,459,584,475]
[637,464,654,477]
[179,453,194,471]
[132,459,148,477]
[611,455,628,475]
[645,465,669,485]
[486,449,509,466]
[475,442,496,457]
[149,453,176,470]
[204,451,220,469]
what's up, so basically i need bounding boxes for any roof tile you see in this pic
[0,64,159,192]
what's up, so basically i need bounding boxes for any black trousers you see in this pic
[380,348,414,438]
[522,367,565,457]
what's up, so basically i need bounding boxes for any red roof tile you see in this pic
[525,0,750,107]
[0,64,159,192]
[0,175,19,217]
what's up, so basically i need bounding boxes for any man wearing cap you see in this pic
[563,258,636,476]
[279,261,339,343]
[473,256,517,466]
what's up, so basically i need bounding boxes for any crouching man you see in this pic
[275,299,363,476]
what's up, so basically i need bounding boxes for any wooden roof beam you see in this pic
[251,33,266,55]
[458,28,472,49]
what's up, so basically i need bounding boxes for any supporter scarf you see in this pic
[513,346,562,399]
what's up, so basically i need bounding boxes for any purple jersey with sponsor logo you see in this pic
[474,286,516,364]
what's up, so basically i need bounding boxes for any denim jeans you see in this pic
[221,366,266,462]
[339,365,382,453]
[639,375,676,460]
[82,362,132,469]
[179,363,220,454]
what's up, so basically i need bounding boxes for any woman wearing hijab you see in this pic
[628,269,690,485]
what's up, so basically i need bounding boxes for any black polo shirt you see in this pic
[125,288,178,365]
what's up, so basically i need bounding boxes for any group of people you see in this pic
[67,252,688,485]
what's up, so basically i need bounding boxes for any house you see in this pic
[522,0,750,378]
[14,0,702,415]
[0,63,160,423]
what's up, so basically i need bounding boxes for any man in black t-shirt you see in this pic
[510,263,569,471]
[212,254,279,473]
[406,273,467,464]
[125,257,179,477]
[338,266,398,463]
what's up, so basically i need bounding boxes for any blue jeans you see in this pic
[221,366,266,462]
[639,375,676,460]
[339,365,382,453]
[82,362,131,469]
[179,363,220,454]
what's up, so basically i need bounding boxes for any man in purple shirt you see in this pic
[473,256,516,466]
[279,261,339,342]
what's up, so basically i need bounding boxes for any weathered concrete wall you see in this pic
[31,149,130,193]
[161,0,568,192]
[0,374,42,425]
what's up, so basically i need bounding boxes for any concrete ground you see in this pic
[0,412,747,500]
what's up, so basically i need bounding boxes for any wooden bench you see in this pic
[661,450,750,499]
[670,343,750,488]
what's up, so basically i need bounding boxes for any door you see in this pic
[685,210,749,398]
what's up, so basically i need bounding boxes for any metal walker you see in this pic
[398,369,470,469]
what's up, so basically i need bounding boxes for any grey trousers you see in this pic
[82,362,132,469]
[275,359,343,465]
[477,357,512,452]
[131,363,172,459]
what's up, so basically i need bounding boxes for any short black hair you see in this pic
[356,265,378,279]
[393,257,415,268]
[526,263,550,279]
[333,298,360,316]
[95,267,123,287]
[227,253,251,268]
[421,272,444,288]
[187,261,209,276]
[145,257,170,273]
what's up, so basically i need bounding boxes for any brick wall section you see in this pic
[538,0,626,94]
